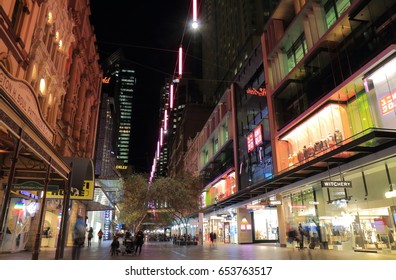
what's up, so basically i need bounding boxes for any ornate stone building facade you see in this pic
[0,0,101,256]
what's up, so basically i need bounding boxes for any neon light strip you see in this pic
[170,84,174,109]
[164,109,168,131]
[179,46,183,77]
[193,0,197,21]
[160,127,163,146]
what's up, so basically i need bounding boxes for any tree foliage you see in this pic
[149,173,202,235]
[117,173,150,231]
[117,172,203,234]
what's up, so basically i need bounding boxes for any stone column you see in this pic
[72,74,88,140]
[62,50,81,125]
[276,193,287,247]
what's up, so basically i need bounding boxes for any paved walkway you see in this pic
[1,240,396,260]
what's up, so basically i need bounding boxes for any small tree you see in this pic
[118,173,150,232]
[150,173,202,236]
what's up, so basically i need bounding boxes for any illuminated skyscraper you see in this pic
[102,49,135,169]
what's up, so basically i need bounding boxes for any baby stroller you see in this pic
[121,238,135,256]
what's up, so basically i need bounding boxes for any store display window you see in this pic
[253,207,279,241]
[279,104,350,171]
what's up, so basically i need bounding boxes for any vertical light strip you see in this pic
[164,109,168,132]
[160,127,163,146]
[170,84,174,109]
[178,46,183,77]
[157,140,160,159]
[193,0,197,22]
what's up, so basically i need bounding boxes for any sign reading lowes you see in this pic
[321,181,352,188]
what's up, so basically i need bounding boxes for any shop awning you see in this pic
[46,157,95,200]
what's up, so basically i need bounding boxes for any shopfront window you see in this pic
[1,198,36,253]
[283,189,317,230]
[317,158,396,251]
[253,207,279,241]
[279,104,351,171]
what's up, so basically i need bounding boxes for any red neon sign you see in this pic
[247,132,255,152]
[379,91,396,115]
[254,125,263,146]
[246,87,267,96]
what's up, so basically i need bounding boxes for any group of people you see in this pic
[286,223,310,250]
[111,230,145,256]
[72,219,145,259]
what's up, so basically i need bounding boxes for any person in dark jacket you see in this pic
[134,230,145,255]
[298,223,307,249]
[87,227,94,247]
[110,236,120,256]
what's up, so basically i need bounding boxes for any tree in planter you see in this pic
[150,173,202,238]
[118,173,151,232]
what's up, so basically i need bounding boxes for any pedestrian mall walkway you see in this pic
[1,240,396,260]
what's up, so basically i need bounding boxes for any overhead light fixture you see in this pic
[385,190,396,198]
[385,184,396,198]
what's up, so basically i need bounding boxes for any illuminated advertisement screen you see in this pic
[247,132,255,152]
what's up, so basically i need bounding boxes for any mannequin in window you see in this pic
[307,143,315,157]
[314,140,322,152]
[303,145,309,159]
[321,136,328,149]
[327,132,335,147]
[334,128,343,144]
[297,149,304,162]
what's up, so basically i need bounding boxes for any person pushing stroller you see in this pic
[121,231,135,255]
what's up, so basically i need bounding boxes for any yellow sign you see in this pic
[46,180,94,200]
[116,165,128,170]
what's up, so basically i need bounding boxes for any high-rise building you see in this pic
[201,0,279,103]
[101,49,136,170]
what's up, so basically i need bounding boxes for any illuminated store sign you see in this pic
[321,181,352,188]
[379,90,396,115]
[247,132,255,152]
[116,165,128,170]
[246,124,264,153]
[246,87,267,96]
[254,125,263,146]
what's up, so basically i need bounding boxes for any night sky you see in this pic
[89,1,191,173]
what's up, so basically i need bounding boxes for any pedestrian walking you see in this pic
[298,223,307,249]
[87,227,94,247]
[209,232,214,247]
[134,230,145,255]
[72,215,85,260]
[110,236,120,256]
[98,229,103,245]
[213,232,217,247]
